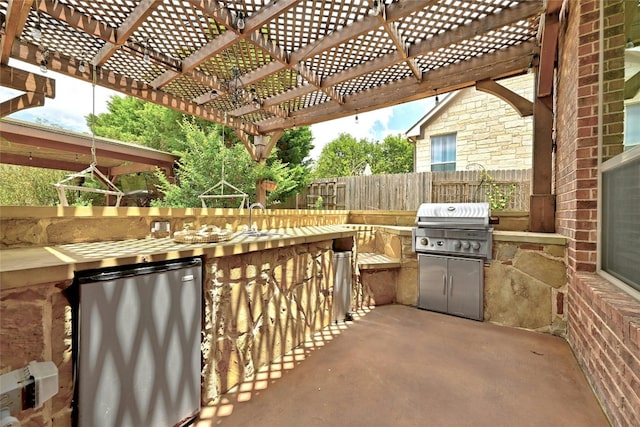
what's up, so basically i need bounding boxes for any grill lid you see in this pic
[416,202,490,228]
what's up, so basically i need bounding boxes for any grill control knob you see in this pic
[471,241,481,250]
[462,241,470,250]
[420,238,428,246]
[453,240,462,249]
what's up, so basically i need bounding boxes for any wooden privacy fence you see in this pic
[294,169,531,211]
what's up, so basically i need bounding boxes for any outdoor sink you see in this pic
[240,230,287,239]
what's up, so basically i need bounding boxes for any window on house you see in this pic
[601,148,640,291]
[625,103,640,149]
[431,133,456,171]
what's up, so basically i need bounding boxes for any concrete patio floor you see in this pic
[196,305,609,427]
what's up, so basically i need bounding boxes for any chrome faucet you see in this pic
[248,202,265,231]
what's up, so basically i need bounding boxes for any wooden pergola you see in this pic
[0,0,560,230]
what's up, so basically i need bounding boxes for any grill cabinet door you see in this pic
[447,257,483,321]
[418,254,448,313]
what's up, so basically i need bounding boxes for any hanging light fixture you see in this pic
[236,12,246,30]
[143,47,150,63]
[40,49,49,73]
[31,12,42,41]
[370,0,384,16]
[78,59,86,73]
[355,110,359,124]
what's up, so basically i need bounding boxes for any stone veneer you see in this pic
[201,240,335,402]
[0,206,348,248]
[350,225,567,335]
[485,233,567,335]
[0,235,339,425]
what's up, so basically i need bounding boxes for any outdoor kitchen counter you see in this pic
[0,225,356,290]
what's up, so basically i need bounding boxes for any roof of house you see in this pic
[0,118,178,176]
[404,90,462,139]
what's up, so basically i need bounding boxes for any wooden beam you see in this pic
[290,1,430,64]
[0,92,45,117]
[1,0,33,65]
[476,79,533,117]
[236,0,429,92]
[10,41,259,135]
[0,152,88,172]
[35,0,116,43]
[0,64,56,97]
[262,130,284,161]
[93,0,160,66]
[537,7,560,97]
[252,1,542,119]
[258,41,535,131]
[235,130,257,161]
[148,0,300,91]
[381,20,422,81]
[529,87,555,232]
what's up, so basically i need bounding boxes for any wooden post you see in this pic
[529,91,556,232]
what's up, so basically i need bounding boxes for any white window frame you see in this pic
[430,133,456,172]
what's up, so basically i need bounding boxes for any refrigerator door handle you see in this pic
[442,274,447,295]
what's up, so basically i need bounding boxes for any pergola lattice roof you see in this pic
[1,0,544,149]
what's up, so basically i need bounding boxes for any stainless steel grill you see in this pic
[412,203,493,321]
[412,203,493,260]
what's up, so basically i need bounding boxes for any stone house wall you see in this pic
[556,1,640,426]
[413,73,533,172]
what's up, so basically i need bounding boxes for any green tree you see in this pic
[370,134,414,174]
[88,96,313,206]
[0,165,75,206]
[277,126,314,166]
[152,121,255,207]
[315,133,374,177]
[87,95,216,152]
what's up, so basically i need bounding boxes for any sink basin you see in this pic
[240,230,286,238]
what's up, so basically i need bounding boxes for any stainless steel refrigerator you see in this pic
[72,257,202,427]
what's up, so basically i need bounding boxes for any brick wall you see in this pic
[569,274,640,427]
[557,1,640,426]
[414,74,533,172]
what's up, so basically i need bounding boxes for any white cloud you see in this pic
[0,59,118,132]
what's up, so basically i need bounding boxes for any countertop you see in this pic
[0,225,356,290]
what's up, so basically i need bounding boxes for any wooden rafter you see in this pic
[537,0,562,98]
[241,1,542,119]
[0,0,545,140]
[260,41,536,131]
[476,79,533,117]
[93,0,160,66]
[1,0,33,64]
[34,0,116,43]
[10,41,258,135]
[0,91,45,117]
[0,63,55,97]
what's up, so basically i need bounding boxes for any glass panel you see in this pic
[431,133,456,171]
[625,103,640,148]
[602,147,640,290]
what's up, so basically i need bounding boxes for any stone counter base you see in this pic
[201,240,336,403]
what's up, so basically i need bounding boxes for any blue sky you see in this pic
[1,59,434,160]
